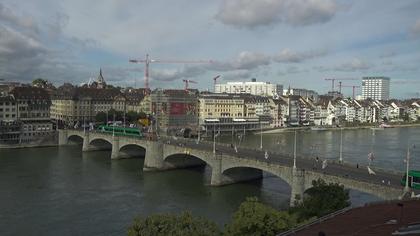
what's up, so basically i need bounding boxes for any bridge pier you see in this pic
[111,136,120,159]
[143,141,164,171]
[82,132,91,152]
[290,168,306,207]
[58,129,68,145]
[210,156,223,186]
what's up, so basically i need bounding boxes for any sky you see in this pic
[0,0,419,98]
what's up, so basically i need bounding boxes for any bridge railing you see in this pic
[71,130,403,183]
[277,206,353,236]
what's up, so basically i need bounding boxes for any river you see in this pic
[0,127,419,235]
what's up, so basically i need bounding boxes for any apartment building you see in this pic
[362,76,390,100]
[215,79,283,97]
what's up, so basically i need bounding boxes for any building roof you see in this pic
[0,95,15,102]
[291,200,420,236]
[10,87,50,100]
[54,87,122,100]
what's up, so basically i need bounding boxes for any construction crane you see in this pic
[213,75,220,92]
[129,54,213,91]
[182,79,197,91]
[213,75,221,92]
[325,78,359,92]
[340,85,360,99]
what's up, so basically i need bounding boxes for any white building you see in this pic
[362,76,390,100]
[215,79,283,97]
[283,88,319,101]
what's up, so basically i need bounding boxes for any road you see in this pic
[160,135,408,191]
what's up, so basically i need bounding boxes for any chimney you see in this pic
[251,78,256,82]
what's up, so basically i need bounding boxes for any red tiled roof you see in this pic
[292,200,420,236]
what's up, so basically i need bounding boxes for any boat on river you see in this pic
[310,126,328,131]
[370,127,385,130]
[379,123,393,128]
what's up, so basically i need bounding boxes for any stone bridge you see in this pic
[59,129,406,206]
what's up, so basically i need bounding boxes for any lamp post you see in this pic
[260,121,263,149]
[213,122,216,154]
[293,130,297,169]
[404,145,411,193]
[112,113,115,137]
[339,128,343,163]
[83,115,86,134]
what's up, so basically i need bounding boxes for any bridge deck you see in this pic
[66,130,409,192]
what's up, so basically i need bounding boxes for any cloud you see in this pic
[0,25,47,79]
[278,66,309,75]
[273,48,327,63]
[0,2,99,84]
[411,19,420,37]
[334,58,372,71]
[0,3,39,35]
[215,0,283,28]
[284,0,338,26]
[314,58,373,72]
[203,51,271,72]
[150,65,206,83]
[222,70,253,81]
[215,0,339,29]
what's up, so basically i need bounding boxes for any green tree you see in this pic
[126,111,141,123]
[32,78,56,89]
[127,211,221,236]
[224,197,296,236]
[95,111,107,124]
[138,111,147,119]
[108,108,123,121]
[291,179,350,221]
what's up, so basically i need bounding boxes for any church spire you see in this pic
[96,68,106,88]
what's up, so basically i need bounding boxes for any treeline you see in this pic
[95,109,148,124]
[127,179,350,236]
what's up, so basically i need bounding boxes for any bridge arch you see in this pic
[89,137,113,146]
[221,162,293,187]
[118,143,146,158]
[163,152,210,170]
[67,134,84,144]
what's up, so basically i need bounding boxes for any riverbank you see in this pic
[0,133,58,149]
[258,123,420,134]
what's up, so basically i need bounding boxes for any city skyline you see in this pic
[0,0,419,98]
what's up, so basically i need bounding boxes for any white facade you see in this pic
[215,81,283,97]
[283,88,319,101]
[362,77,390,100]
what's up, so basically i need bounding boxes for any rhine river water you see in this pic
[1,127,419,235]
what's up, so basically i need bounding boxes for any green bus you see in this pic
[97,125,143,138]
[401,170,420,190]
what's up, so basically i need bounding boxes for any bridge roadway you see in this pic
[59,129,414,205]
[167,137,404,190]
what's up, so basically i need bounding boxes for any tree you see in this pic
[224,197,297,236]
[95,112,107,124]
[127,111,141,123]
[127,211,221,236]
[108,108,123,121]
[32,78,54,89]
[291,179,350,221]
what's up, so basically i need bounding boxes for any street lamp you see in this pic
[339,128,343,163]
[213,122,216,154]
[293,130,297,169]
[260,120,263,149]
[404,145,411,193]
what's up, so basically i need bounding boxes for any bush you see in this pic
[224,197,296,236]
[291,179,350,221]
[127,211,221,236]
